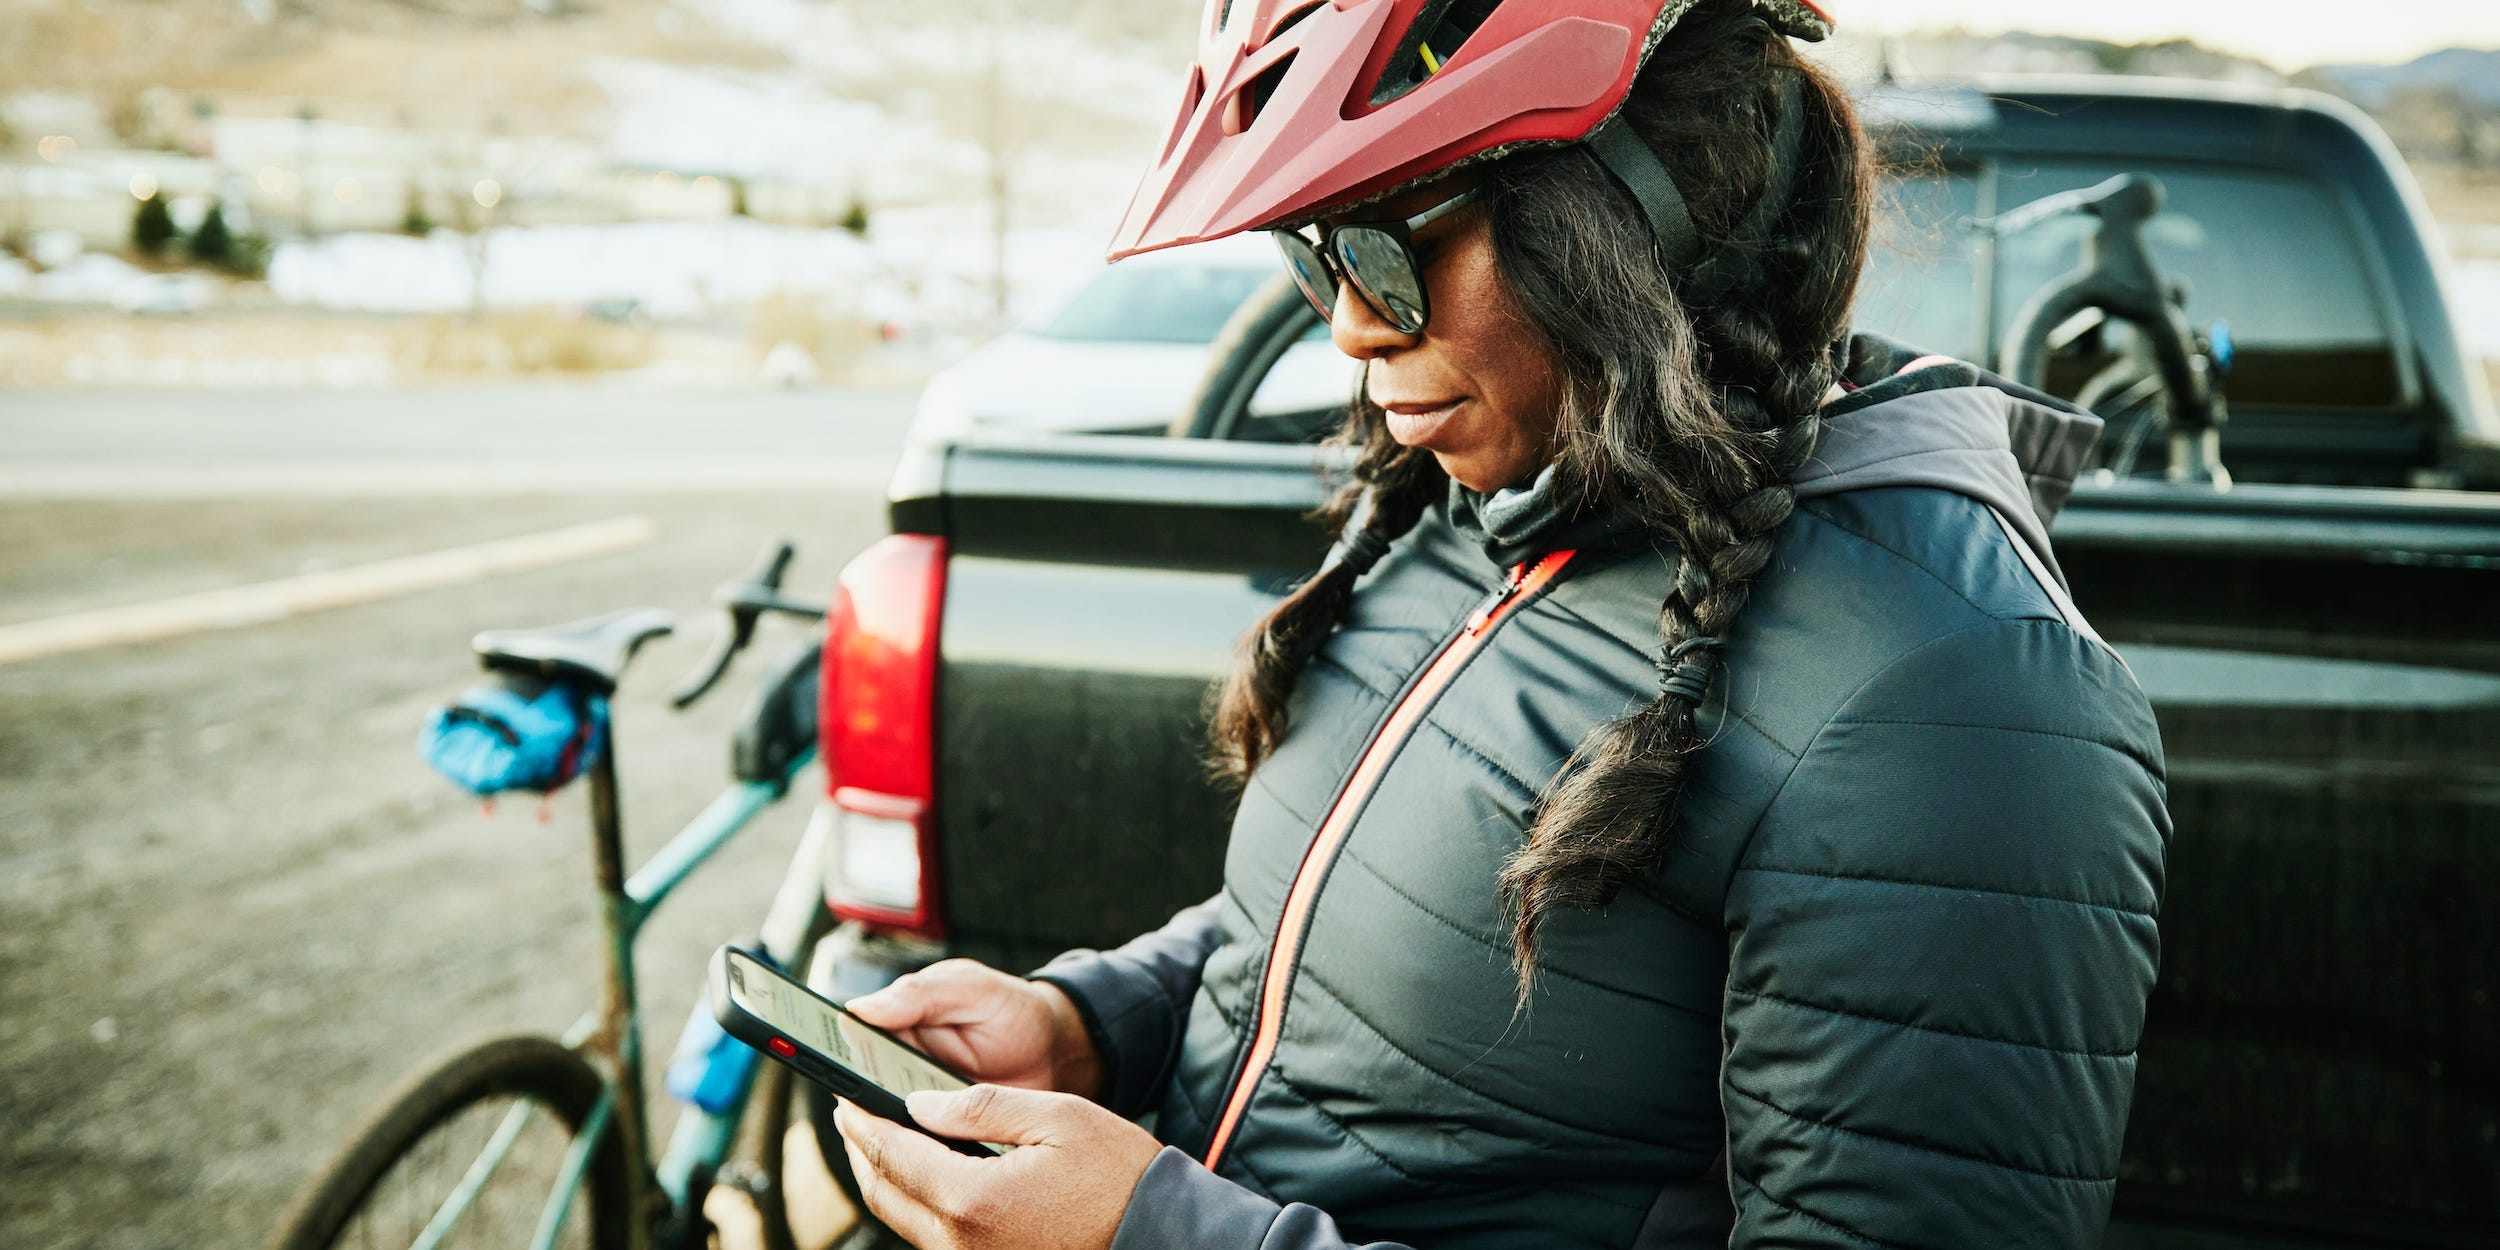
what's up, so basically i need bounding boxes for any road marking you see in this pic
[0,460,890,498]
[0,515,660,666]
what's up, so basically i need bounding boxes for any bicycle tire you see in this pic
[265,1034,633,1250]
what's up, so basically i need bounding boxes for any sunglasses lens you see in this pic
[1271,232,1337,320]
[1335,226,1427,333]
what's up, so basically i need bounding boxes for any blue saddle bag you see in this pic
[419,674,608,797]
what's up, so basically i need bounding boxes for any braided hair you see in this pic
[1211,432,1445,780]
[1211,0,1873,998]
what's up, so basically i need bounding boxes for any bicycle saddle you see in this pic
[472,607,675,693]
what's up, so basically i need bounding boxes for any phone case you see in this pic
[705,946,998,1156]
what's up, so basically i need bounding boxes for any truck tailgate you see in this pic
[902,434,1339,970]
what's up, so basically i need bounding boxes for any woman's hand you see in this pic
[844,960,1104,1100]
[834,1086,1162,1250]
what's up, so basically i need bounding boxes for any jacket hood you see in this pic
[1449,333,2102,583]
[1800,333,2103,588]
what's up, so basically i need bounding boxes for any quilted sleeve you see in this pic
[1032,896,1226,1119]
[1109,1148,1418,1250]
[1721,618,2170,1248]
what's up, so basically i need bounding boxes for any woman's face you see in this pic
[1323,186,1563,493]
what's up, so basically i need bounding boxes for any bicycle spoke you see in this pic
[410,1100,536,1250]
[526,1090,613,1250]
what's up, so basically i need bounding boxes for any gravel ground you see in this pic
[0,390,911,1249]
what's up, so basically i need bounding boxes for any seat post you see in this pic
[584,741,656,1211]
[588,739,629,901]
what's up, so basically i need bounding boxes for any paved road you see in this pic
[0,387,916,1250]
[0,386,918,498]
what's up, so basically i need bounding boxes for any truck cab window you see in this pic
[1856,163,1986,361]
[1235,317,1357,444]
[1991,160,2398,410]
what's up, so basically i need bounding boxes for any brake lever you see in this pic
[669,628,741,709]
[716,585,828,621]
[669,540,814,710]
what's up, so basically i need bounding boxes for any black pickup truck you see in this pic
[804,78,2500,1246]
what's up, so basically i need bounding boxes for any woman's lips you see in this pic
[1381,398,1464,446]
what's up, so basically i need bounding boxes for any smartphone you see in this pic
[707,945,1007,1155]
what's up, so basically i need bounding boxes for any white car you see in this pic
[910,234,1358,441]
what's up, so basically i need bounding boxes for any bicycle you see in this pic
[264,540,876,1250]
[1985,171,2234,488]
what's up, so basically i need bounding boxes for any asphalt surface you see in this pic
[0,386,917,1250]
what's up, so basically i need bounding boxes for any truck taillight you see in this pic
[818,533,947,938]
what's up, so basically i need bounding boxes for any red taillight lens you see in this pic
[818,533,947,937]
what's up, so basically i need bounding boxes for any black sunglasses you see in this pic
[1269,187,1479,335]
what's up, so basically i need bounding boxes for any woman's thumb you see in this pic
[846,959,1008,1028]
[843,985,915,1026]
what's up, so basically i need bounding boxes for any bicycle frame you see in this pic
[412,731,825,1250]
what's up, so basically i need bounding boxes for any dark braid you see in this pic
[1487,5,1870,997]
[1212,431,1444,782]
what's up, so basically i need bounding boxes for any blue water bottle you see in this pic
[664,981,761,1115]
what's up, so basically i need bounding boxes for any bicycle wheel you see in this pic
[266,1035,633,1250]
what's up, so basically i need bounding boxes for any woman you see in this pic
[833,1,2170,1246]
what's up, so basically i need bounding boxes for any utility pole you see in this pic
[3,163,26,259]
[295,101,317,235]
[983,0,1012,323]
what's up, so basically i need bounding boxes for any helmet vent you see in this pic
[1225,51,1298,136]
[1370,0,1503,107]
[1266,0,1324,38]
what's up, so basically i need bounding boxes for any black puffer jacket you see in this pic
[1039,338,2171,1249]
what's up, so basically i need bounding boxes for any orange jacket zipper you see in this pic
[1201,549,1578,1171]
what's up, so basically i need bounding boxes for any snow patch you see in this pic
[255,213,1128,330]
[266,219,878,317]
[0,251,213,310]
[590,58,974,196]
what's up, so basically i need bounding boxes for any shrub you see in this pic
[132,194,176,256]
[402,187,434,236]
[191,201,233,264]
[224,233,275,280]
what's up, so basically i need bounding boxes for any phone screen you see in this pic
[722,950,971,1100]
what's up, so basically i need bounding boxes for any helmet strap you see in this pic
[1589,74,1808,305]
[1584,114,1704,273]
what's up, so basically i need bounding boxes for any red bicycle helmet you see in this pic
[1107,0,1833,262]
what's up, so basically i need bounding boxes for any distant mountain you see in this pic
[2306,47,2500,109]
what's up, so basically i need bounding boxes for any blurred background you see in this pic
[0,0,2493,388]
[0,1,2494,1247]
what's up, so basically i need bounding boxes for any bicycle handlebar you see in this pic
[669,540,828,710]
[1974,175,2143,239]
